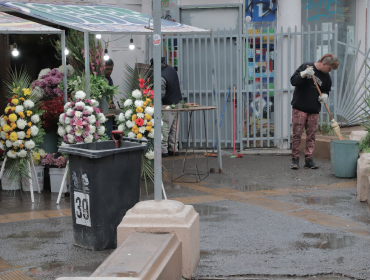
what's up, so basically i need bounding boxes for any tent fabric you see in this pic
[0,1,211,34]
[0,11,61,33]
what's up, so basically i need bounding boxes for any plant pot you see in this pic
[1,173,20,191]
[49,167,68,193]
[39,132,59,153]
[22,166,45,192]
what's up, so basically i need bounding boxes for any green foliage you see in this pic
[358,91,370,151]
[359,132,370,151]
[90,74,119,102]
[121,62,153,99]
[4,66,32,99]
[317,122,335,136]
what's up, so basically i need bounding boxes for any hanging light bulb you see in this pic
[96,34,101,39]
[104,48,109,61]
[12,43,19,57]
[129,38,135,50]
[65,48,69,55]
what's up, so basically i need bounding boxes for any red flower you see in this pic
[40,96,66,132]
[7,120,10,125]
[139,79,145,89]
[149,90,154,99]
[7,99,11,103]
[135,118,144,127]
[7,110,11,114]
[0,149,4,156]
[142,89,149,95]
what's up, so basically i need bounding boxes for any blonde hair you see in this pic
[318,53,340,70]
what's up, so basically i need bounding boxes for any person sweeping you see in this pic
[290,53,340,169]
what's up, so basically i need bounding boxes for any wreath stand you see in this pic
[0,155,41,203]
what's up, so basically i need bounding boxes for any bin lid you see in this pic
[59,138,148,159]
[333,140,359,145]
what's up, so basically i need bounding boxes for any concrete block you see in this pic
[356,153,370,201]
[350,131,368,142]
[91,232,182,280]
[117,200,200,279]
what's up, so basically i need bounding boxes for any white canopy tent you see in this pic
[0,1,223,200]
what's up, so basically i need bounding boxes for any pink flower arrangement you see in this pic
[57,91,108,144]
[41,153,66,168]
[33,69,64,98]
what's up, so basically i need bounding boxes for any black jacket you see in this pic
[290,62,332,114]
[161,65,182,105]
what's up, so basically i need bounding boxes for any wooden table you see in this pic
[162,105,217,183]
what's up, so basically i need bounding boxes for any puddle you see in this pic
[296,233,357,250]
[21,261,99,279]
[7,230,61,239]
[193,204,231,222]
[291,196,351,206]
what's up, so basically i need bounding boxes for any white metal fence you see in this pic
[151,24,369,150]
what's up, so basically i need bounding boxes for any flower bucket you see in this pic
[1,173,20,191]
[49,167,68,193]
[22,165,45,192]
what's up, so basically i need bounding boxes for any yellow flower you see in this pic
[26,134,30,138]
[0,140,3,144]
[144,114,152,121]
[22,88,31,96]
[8,114,17,123]
[12,86,20,93]
[27,129,31,135]
[11,123,17,129]
[35,153,40,160]
[27,122,32,127]
[5,134,9,139]
[20,144,24,149]
[11,150,15,154]
[132,114,137,121]
[19,97,25,101]
[147,122,152,126]
[18,112,25,118]
[13,146,18,150]
[137,133,143,139]
[11,99,19,105]
[27,111,33,117]
[146,126,151,131]
[146,98,151,103]
[4,107,11,114]
[11,107,15,111]
[149,128,153,133]
[3,116,8,121]
[136,107,143,113]
[3,125,10,132]
[0,127,2,133]
[9,132,17,142]
[12,95,18,99]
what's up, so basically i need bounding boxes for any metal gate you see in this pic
[157,24,369,150]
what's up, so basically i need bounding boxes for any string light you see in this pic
[129,38,135,50]
[12,43,19,57]
[104,48,109,61]
[96,34,101,39]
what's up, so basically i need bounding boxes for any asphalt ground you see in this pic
[0,152,368,280]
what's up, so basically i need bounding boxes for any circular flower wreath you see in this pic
[0,88,43,159]
[58,90,108,145]
[116,79,163,160]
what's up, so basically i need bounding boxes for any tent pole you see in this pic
[84,31,90,98]
[153,0,162,202]
[61,30,68,104]
[211,31,223,173]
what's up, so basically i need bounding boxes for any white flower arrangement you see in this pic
[25,140,35,150]
[23,100,34,109]
[57,91,108,144]
[17,131,26,139]
[30,126,39,137]
[124,99,133,107]
[118,124,125,131]
[31,114,40,123]
[16,119,27,130]
[15,105,24,113]
[18,149,28,158]
[135,100,144,107]
[125,109,133,119]
[144,106,154,116]
[38,68,51,79]
[118,113,125,122]
[145,150,154,160]
[132,89,142,99]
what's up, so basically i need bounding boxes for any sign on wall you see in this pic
[245,0,277,22]
[161,0,178,22]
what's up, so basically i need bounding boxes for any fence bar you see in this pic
[260,27,263,147]
[334,24,338,121]
[192,34,196,145]
[338,44,349,116]
[287,26,292,147]
[253,28,257,147]
[267,27,271,147]
[280,26,283,147]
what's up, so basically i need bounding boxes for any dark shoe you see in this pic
[304,158,318,169]
[290,158,299,169]
[162,153,169,158]
[168,151,179,156]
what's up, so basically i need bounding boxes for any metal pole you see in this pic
[211,31,223,173]
[84,31,90,98]
[153,0,162,201]
[61,30,68,104]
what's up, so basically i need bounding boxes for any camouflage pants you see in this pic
[292,109,319,159]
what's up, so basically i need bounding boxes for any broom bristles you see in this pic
[331,120,344,140]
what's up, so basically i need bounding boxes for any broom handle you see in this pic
[307,65,334,120]
[233,86,236,155]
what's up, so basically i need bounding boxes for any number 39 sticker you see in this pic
[74,192,91,227]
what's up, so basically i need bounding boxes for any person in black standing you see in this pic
[290,53,340,169]
[105,59,116,109]
[151,57,182,157]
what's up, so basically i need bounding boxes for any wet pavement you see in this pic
[1,152,369,280]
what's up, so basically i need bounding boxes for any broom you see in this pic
[230,86,244,158]
[307,65,344,140]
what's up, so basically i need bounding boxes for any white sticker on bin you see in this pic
[74,191,91,227]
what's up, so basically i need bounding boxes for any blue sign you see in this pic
[245,0,277,22]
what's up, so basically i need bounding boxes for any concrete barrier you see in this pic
[350,131,368,142]
[57,232,182,280]
[357,153,370,202]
